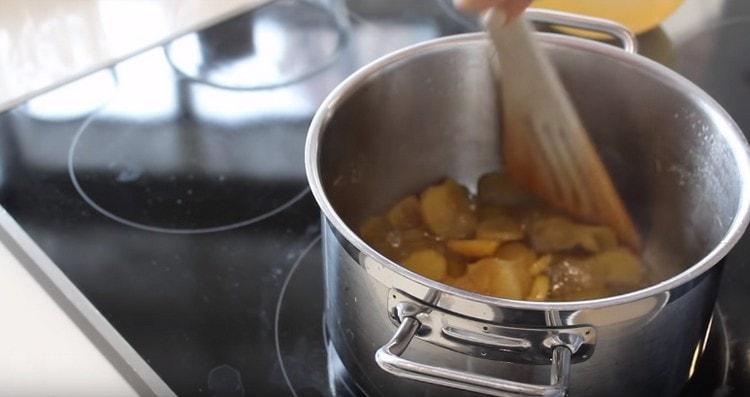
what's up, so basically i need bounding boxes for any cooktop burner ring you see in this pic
[270,236,731,397]
[274,235,329,397]
[67,114,310,234]
[164,0,349,91]
[273,234,372,397]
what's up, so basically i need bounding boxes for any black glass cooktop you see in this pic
[0,0,749,396]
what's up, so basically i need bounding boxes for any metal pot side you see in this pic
[306,31,750,396]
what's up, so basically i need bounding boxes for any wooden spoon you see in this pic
[484,9,640,249]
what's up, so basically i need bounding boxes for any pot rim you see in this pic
[305,32,750,311]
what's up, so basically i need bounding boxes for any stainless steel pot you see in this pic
[305,9,750,397]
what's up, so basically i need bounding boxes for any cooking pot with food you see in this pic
[305,9,750,397]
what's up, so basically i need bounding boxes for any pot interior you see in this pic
[315,35,748,285]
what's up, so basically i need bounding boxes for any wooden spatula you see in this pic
[484,9,641,249]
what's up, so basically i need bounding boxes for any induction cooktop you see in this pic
[1,0,749,396]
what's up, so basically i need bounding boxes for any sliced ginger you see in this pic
[403,249,447,280]
[496,242,537,266]
[530,216,617,253]
[527,275,550,301]
[420,179,477,239]
[529,255,552,276]
[386,195,423,230]
[476,215,524,242]
[446,252,469,278]
[447,257,531,299]
[359,171,647,302]
[447,239,500,258]
[588,247,644,286]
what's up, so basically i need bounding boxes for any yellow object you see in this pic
[403,249,448,280]
[420,179,477,239]
[590,248,644,285]
[533,0,684,36]
[359,216,393,257]
[476,216,524,242]
[529,254,551,276]
[527,275,551,301]
[386,195,423,230]
[459,257,532,299]
[530,216,617,253]
[389,228,440,260]
[490,260,531,299]
[446,253,468,277]
[496,242,537,265]
[488,258,532,299]
[447,239,501,258]
[359,170,648,302]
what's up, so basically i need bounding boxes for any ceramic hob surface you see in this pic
[0,1,748,396]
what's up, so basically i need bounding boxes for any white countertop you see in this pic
[0,1,265,395]
[0,239,139,397]
[0,0,268,111]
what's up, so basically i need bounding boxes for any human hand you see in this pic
[453,0,532,19]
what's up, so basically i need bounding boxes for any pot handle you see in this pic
[524,8,638,54]
[376,316,571,397]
